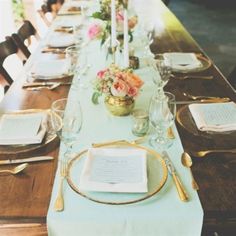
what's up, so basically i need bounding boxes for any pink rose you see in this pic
[116,12,124,22]
[88,24,103,40]
[97,69,107,79]
[127,86,138,97]
[111,80,128,97]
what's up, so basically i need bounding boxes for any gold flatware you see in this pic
[54,161,67,212]
[41,48,65,54]
[192,149,236,158]
[24,83,60,91]
[162,151,188,202]
[183,92,230,102]
[0,156,54,165]
[174,98,229,105]
[167,127,175,139]
[181,152,199,190]
[23,82,71,89]
[0,163,28,175]
[172,75,213,80]
[54,28,73,33]
[92,137,147,148]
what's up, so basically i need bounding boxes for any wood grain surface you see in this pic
[0,1,235,235]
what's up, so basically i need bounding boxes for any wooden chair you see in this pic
[11,20,40,58]
[0,37,27,91]
[37,4,52,27]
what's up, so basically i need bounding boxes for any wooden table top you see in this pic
[0,1,235,235]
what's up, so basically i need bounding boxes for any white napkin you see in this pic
[31,59,70,78]
[0,112,47,145]
[163,52,202,71]
[47,34,75,48]
[80,148,148,193]
[189,102,236,132]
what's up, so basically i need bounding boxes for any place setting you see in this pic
[0,109,59,156]
[176,100,236,157]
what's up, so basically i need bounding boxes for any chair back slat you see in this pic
[12,20,40,58]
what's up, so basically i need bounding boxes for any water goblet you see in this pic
[149,92,176,151]
[51,98,83,161]
[150,54,172,97]
[65,45,81,75]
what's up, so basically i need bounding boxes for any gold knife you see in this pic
[174,97,230,105]
[162,151,188,202]
[0,156,54,165]
[22,82,71,88]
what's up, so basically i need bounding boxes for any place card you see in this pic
[0,112,47,145]
[79,148,148,193]
[189,102,236,132]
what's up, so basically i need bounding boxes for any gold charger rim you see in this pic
[66,141,168,205]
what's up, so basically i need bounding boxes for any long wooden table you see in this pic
[0,1,235,235]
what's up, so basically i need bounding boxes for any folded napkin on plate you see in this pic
[189,102,236,132]
[0,112,47,145]
[31,59,70,78]
[80,148,148,193]
[47,34,75,48]
[163,52,202,71]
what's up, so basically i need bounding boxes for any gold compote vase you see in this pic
[104,95,135,116]
[92,65,143,116]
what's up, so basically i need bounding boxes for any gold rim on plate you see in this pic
[66,141,168,205]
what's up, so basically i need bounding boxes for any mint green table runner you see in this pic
[47,0,203,235]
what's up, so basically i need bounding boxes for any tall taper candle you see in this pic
[123,7,129,68]
[111,0,117,47]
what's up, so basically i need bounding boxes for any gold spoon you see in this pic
[181,152,199,190]
[0,163,29,175]
[183,92,230,102]
[192,149,236,158]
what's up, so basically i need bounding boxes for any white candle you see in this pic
[111,0,117,47]
[123,8,129,68]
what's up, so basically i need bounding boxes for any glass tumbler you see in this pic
[65,45,81,74]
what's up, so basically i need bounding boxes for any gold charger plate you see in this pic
[0,109,58,157]
[171,54,212,73]
[67,142,168,205]
[176,105,236,141]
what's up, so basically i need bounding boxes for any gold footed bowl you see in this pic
[104,95,135,116]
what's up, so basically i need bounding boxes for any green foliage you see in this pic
[11,0,25,25]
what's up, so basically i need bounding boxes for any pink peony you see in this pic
[88,24,103,40]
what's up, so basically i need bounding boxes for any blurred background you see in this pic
[0,0,235,84]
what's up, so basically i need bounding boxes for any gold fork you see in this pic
[54,161,67,211]
[192,149,236,157]
[172,75,213,80]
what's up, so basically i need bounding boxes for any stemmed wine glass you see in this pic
[51,98,83,162]
[149,92,176,150]
[150,54,172,97]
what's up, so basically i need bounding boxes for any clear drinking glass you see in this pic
[149,92,176,150]
[51,98,83,160]
[150,54,172,97]
[73,24,83,44]
[65,45,81,74]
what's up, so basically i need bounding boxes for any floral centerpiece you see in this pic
[92,64,143,116]
[89,0,137,45]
